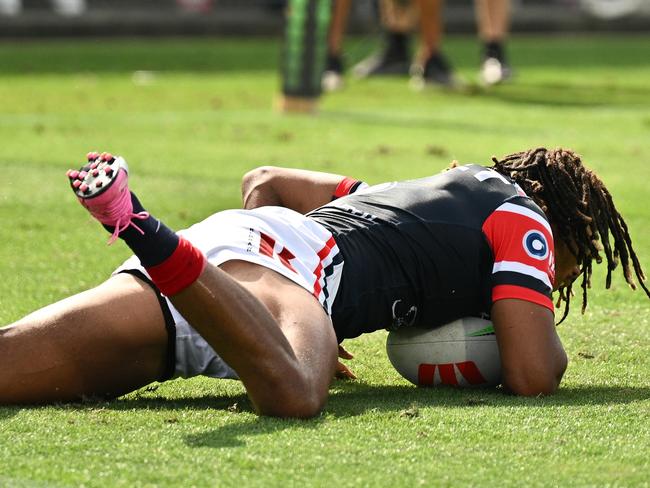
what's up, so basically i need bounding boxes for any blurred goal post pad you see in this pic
[278,0,332,113]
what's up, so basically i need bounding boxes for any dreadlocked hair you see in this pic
[491,147,649,324]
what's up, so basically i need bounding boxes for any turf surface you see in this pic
[0,35,649,487]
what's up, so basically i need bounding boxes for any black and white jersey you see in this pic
[307,164,556,342]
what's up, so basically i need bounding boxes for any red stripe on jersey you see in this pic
[312,236,337,298]
[333,177,361,199]
[259,232,275,258]
[278,247,297,273]
[259,232,296,273]
[492,284,554,312]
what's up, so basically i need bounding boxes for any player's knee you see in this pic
[256,383,326,419]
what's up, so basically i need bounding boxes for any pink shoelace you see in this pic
[82,178,150,245]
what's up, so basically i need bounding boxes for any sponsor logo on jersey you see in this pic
[466,324,496,337]
[522,230,549,260]
[390,299,418,329]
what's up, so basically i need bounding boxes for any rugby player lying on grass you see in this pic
[1,148,648,417]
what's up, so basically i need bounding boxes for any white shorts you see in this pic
[114,206,344,380]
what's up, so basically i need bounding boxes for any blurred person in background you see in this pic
[322,0,354,92]
[323,0,512,91]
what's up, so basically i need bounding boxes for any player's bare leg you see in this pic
[68,152,338,417]
[173,260,338,418]
[411,0,459,88]
[323,0,352,92]
[475,0,512,85]
[414,0,444,64]
[475,0,510,43]
[353,0,415,78]
[381,0,418,33]
[0,273,169,403]
[328,0,351,57]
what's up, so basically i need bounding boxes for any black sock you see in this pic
[103,192,180,268]
[484,41,504,61]
[385,31,409,60]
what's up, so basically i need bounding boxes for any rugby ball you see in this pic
[386,317,501,387]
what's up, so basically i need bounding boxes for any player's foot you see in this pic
[352,32,410,78]
[67,152,149,244]
[352,50,410,78]
[322,53,345,92]
[480,57,512,86]
[409,52,459,90]
[479,41,512,86]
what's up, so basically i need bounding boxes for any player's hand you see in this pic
[335,344,357,380]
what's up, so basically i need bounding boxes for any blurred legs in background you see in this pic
[409,0,458,88]
[345,0,512,88]
[351,0,416,80]
[413,0,512,87]
[475,0,512,85]
[323,0,352,92]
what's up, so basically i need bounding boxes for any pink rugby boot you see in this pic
[67,151,149,244]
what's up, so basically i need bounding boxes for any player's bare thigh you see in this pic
[0,260,336,405]
[219,260,338,378]
[0,273,169,403]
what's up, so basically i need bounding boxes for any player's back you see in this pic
[307,164,553,342]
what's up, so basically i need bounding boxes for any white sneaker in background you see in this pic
[480,57,512,86]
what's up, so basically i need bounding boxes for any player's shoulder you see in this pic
[443,164,539,215]
[494,192,549,219]
[449,164,549,221]
[445,163,516,188]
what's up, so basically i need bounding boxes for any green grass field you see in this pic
[0,35,649,487]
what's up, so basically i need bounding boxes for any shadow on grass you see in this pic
[185,416,324,448]
[182,382,650,448]
[319,83,650,137]
[319,108,506,135]
[110,391,254,413]
[327,382,650,414]
[480,81,650,108]
[1,382,646,448]
[0,408,19,422]
[325,83,650,129]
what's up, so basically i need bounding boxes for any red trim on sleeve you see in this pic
[333,177,361,199]
[492,284,554,313]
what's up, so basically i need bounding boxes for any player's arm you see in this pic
[241,166,367,213]
[482,196,568,395]
[491,299,567,396]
